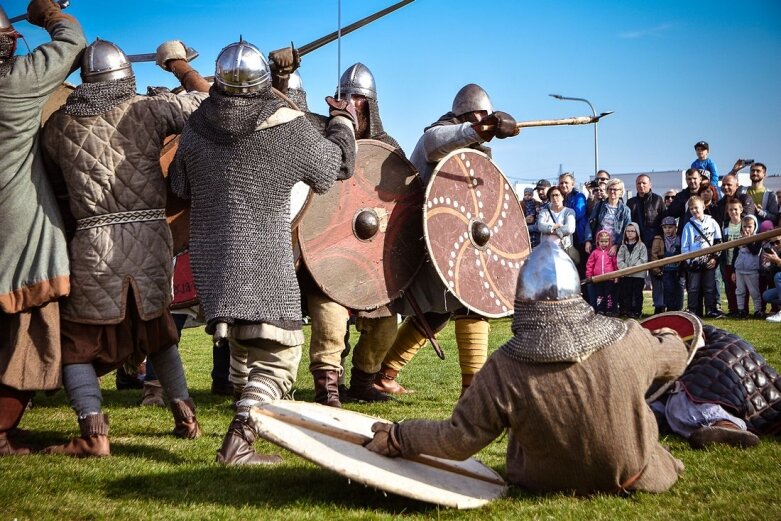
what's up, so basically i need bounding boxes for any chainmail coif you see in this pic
[62,76,137,116]
[169,83,355,334]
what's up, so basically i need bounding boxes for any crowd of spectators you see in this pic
[522,142,781,323]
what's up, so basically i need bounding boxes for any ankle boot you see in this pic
[312,370,341,408]
[373,366,414,394]
[140,381,165,407]
[43,413,110,457]
[216,416,282,465]
[0,388,34,456]
[171,398,202,439]
[347,367,394,402]
[689,420,760,449]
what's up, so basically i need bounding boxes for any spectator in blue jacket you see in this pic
[559,172,588,275]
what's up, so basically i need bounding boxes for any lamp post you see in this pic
[549,94,606,177]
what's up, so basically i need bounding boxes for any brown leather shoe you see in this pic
[171,398,202,439]
[43,413,110,457]
[0,432,32,456]
[216,416,282,465]
[373,367,414,394]
[312,370,341,408]
[689,421,761,449]
[347,368,394,402]
[140,381,165,407]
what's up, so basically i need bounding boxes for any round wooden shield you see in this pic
[249,401,506,509]
[298,139,425,310]
[640,311,703,402]
[424,149,530,318]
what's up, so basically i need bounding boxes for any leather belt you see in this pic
[75,208,166,231]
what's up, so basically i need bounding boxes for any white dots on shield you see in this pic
[460,153,466,160]
[502,305,508,313]
[498,219,504,227]
[490,290,495,298]
[476,190,482,198]
[472,178,478,187]
[475,258,481,267]
[449,260,454,267]
[450,251,456,258]
[427,201,433,208]
[483,282,490,289]
[466,212,472,219]
[478,201,483,209]
[479,270,485,278]
[449,280,455,288]
[446,197,451,205]
[495,298,501,306]
[452,200,459,208]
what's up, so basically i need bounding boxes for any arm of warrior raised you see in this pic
[20,16,86,96]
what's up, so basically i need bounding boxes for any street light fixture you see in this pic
[549,94,612,177]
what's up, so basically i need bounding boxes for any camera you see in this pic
[743,159,755,166]
[585,180,599,189]
[763,245,774,254]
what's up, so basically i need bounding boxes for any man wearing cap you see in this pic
[627,175,666,313]
[0,0,86,456]
[692,141,719,193]
[366,241,689,495]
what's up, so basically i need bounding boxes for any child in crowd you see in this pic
[692,141,719,192]
[585,230,618,315]
[522,187,541,247]
[651,217,684,312]
[617,222,648,318]
[721,198,744,316]
[731,215,763,318]
[682,196,723,318]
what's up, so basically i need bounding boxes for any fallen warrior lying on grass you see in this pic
[366,241,689,496]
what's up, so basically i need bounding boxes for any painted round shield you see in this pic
[298,139,425,310]
[640,311,703,402]
[249,401,506,509]
[424,149,530,318]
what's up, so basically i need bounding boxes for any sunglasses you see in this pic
[665,196,674,200]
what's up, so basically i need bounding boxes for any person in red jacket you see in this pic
[585,230,619,315]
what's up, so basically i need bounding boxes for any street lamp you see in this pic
[549,94,612,177]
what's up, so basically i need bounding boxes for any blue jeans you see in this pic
[762,271,781,307]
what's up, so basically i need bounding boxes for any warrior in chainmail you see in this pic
[168,40,356,465]
[650,325,780,449]
[39,39,209,457]
[0,0,85,457]
[375,84,519,396]
[367,241,690,496]
[287,63,405,407]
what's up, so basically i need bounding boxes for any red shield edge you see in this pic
[171,251,198,309]
[424,149,530,318]
[298,139,425,310]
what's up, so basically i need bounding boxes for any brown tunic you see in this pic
[397,321,688,495]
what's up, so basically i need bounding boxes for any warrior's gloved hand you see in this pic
[325,96,358,130]
[156,40,188,72]
[269,46,301,76]
[472,111,520,141]
[27,0,73,30]
[364,422,402,458]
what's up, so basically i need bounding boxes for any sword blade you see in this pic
[297,0,414,57]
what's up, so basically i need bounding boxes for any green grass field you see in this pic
[2,298,780,520]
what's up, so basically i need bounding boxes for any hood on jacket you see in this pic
[595,229,613,251]
[742,214,759,236]
[623,222,641,245]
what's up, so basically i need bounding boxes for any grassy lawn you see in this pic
[2,296,780,520]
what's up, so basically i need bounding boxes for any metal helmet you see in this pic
[0,6,21,61]
[214,38,270,95]
[515,240,580,302]
[337,62,376,100]
[81,38,133,83]
[288,70,303,91]
[451,83,493,117]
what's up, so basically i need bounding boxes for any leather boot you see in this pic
[347,367,394,402]
[373,366,414,394]
[43,413,110,457]
[140,381,165,407]
[312,369,341,408]
[689,420,760,449]
[171,398,202,439]
[216,416,282,465]
[0,387,34,456]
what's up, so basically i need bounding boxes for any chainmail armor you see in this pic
[62,76,137,116]
[170,84,355,333]
[501,297,627,363]
[0,55,14,78]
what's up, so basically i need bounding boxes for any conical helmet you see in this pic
[0,6,22,61]
[288,70,303,91]
[337,62,376,100]
[214,38,270,95]
[515,240,581,302]
[81,38,133,83]
[451,83,493,117]
[0,6,12,31]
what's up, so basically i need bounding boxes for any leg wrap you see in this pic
[380,317,428,372]
[352,315,398,374]
[62,364,103,419]
[307,291,349,372]
[148,345,189,402]
[454,316,489,376]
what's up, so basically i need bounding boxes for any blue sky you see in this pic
[9,0,781,186]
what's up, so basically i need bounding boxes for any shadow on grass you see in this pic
[105,464,441,513]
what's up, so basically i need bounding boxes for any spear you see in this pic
[583,227,781,285]
[516,112,614,129]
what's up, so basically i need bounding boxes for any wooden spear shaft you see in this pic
[515,115,601,128]
[583,228,781,285]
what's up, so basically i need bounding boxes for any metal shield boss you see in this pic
[298,139,425,310]
[425,149,530,318]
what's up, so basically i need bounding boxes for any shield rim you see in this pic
[423,148,528,318]
[298,138,425,310]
